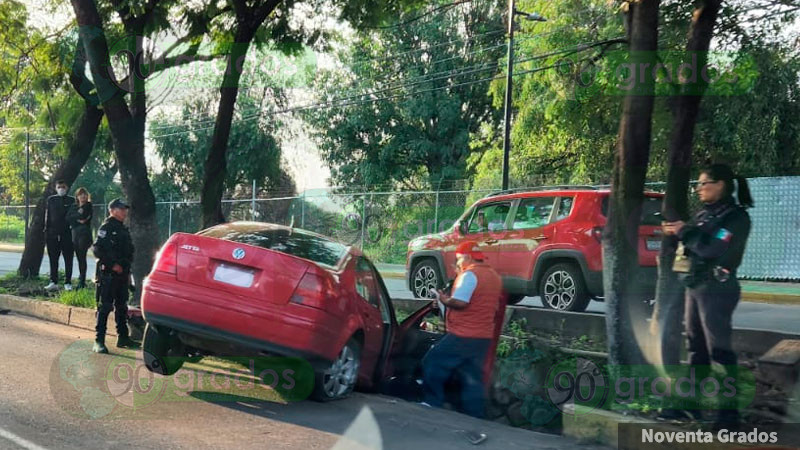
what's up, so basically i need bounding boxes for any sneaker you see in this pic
[92,341,109,354]
[77,282,86,290]
[64,283,73,291]
[45,282,58,291]
[116,336,141,349]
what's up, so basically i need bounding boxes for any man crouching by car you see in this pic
[422,241,503,419]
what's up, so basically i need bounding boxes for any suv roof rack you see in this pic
[484,185,600,198]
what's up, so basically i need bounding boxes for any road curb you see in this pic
[0,243,24,253]
[0,293,118,336]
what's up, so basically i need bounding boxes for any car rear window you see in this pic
[198,227,347,267]
[601,195,663,226]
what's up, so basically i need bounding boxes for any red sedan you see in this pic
[141,222,437,401]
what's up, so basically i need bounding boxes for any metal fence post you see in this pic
[168,195,173,236]
[252,179,257,221]
[360,195,367,249]
[434,189,440,233]
[301,190,305,228]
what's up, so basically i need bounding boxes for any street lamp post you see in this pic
[501,1,546,191]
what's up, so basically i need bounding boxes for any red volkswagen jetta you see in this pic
[141,222,436,401]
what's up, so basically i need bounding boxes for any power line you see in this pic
[365,0,475,30]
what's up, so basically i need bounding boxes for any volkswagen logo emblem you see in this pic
[232,248,246,260]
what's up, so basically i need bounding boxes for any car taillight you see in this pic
[153,241,177,275]
[290,271,331,309]
[591,226,603,243]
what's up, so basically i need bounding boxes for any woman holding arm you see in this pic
[68,188,94,289]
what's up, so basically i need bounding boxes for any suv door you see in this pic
[504,196,561,279]
[462,201,513,273]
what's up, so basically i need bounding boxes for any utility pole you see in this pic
[501,1,546,190]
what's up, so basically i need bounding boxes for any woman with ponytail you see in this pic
[662,163,753,427]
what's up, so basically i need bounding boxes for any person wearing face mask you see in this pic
[662,163,753,427]
[66,187,93,289]
[44,180,75,291]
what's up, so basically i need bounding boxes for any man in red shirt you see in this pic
[422,241,504,419]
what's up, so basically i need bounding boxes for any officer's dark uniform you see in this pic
[45,193,75,284]
[677,196,750,422]
[67,201,93,288]
[92,200,135,349]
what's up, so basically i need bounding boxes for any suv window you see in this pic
[554,196,575,222]
[601,195,664,226]
[513,197,556,230]
[468,202,511,234]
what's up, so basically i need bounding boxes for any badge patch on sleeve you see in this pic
[715,228,733,242]
[97,230,106,238]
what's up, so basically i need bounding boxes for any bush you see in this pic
[0,213,26,243]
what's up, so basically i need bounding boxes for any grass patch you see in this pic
[0,271,97,307]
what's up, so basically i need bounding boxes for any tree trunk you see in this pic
[201,36,252,228]
[18,103,103,278]
[603,0,660,367]
[652,0,721,366]
[71,0,160,304]
[200,0,280,229]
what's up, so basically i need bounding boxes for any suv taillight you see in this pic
[290,271,331,309]
[153,241,177,275]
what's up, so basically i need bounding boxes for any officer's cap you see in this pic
[108,198,130,210]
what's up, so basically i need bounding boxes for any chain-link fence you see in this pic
[2,177,799,279]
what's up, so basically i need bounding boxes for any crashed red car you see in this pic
[141,222,438,401]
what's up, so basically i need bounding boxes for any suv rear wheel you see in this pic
[411,259,441,299]
[539,263,590,312]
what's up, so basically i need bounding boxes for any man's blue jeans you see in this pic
[422,333,491,418]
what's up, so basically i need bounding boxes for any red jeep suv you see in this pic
[406,187,664,311]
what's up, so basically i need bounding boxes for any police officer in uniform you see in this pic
[663,163,753,425]
[92,198,138,353]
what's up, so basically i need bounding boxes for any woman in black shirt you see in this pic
[67,188,93,289]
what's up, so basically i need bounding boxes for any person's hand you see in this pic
[662,220,685,236]
[112,264,123,274]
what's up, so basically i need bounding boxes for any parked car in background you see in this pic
[406,187,664,311]
[141,222,438,401]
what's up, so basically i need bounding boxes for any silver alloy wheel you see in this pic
[413,265,438,299]
[543,270,576,310]
[322,344,359,399]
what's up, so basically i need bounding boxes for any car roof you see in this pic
[479,188,663,204]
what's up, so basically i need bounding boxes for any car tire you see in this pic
[142,324,184,376]
[411,259,442,299]
[312,338,362,402]
[539,263,590,312]
[506,294,526,305]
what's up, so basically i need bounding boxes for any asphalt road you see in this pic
[0,251,96,281]
[0,314,602,450]
[383,279,800,335]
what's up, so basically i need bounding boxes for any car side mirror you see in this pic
[457,221,466,235]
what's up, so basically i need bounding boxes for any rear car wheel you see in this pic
[142,324,184,376]
[539,263,590,312]
[411,259,441,299]
[312,339,361,401]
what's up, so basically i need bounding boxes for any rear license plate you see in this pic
[213,264,254,288]
[646,239,661,251]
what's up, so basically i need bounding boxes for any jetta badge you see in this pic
[232,248,246,260]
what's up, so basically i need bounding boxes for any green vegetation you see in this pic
[0,272,96,307]
[0,214,26,243]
